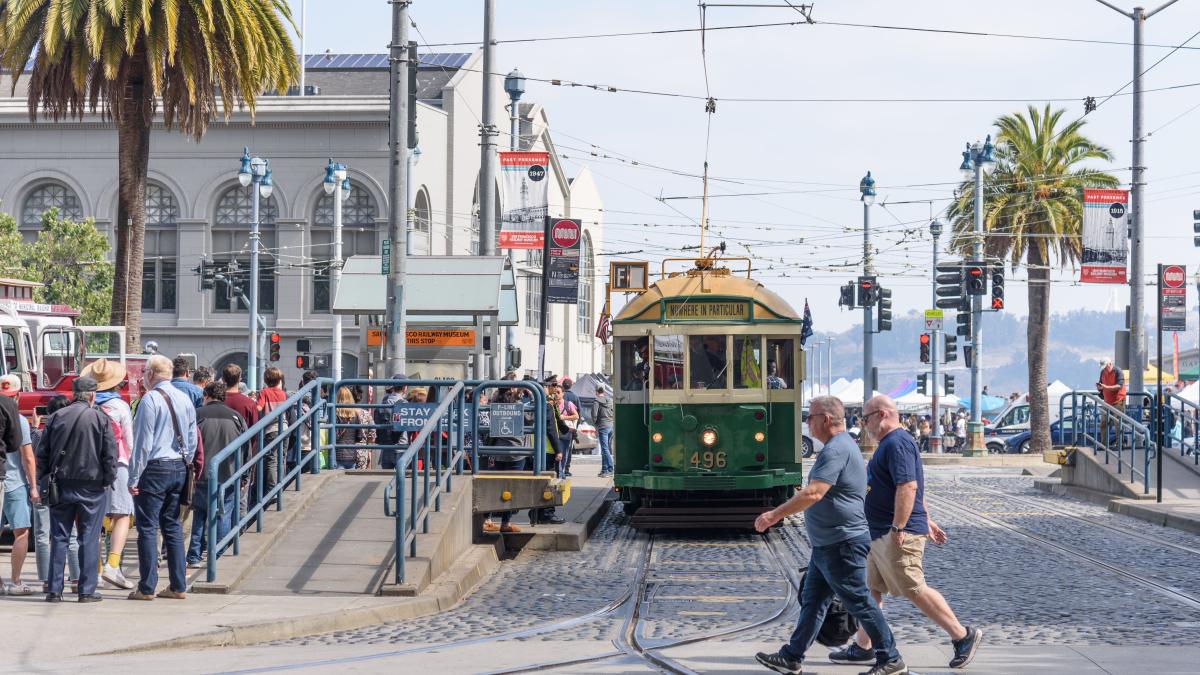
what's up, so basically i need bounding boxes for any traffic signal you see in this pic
[935,263,965,310]
[876,287,893,331]
[296,354,311,369]
[964,345,974,368]
[957,311,972,337]
[944,334,958,363]
[919,333,931,363]
[838,282,856,309]
[1194,210,1200,247]
[857,276,878,306]
[269,332,281,362]
[198,260,216,291]
[944,374,956,395]
[991,267,1004,310]
[964,261,987,296]
[917,373,929,395]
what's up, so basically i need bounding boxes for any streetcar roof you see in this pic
[613,273,800,324]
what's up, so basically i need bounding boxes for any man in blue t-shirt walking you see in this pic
[753,396,905,675]
[846,394,982,670]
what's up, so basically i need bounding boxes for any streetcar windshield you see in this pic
[734,336,763,389]
[766,338,794,390]
[688,335,728,390]
[653,335,684,390]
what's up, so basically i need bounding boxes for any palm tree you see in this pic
[0,0,298,351]
[949,104,1118,454]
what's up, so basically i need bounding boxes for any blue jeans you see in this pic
[187,484,238,564]
[34,500,79,582]
[48,484,106,597]
[782,535,900,665]
[597,426,614,474]
[133,459,188,595]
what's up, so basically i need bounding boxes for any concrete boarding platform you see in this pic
[481,458,615,552]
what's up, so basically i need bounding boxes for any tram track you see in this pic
[927,492,1200,612]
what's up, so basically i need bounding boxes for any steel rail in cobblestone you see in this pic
[927,493,1200,611]
[953,479,1200,557]
[1061,391,1156,494]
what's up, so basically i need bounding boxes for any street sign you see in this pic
[489,403,524,439]
[391,401,437,432]
[381,239,392,275]
[372,328,478,348]
[547,218,582,304]
[550,219,581,248]
[924,309,944,331]
[1160,264,1187,332]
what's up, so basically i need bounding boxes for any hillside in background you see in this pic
[810,309,1190,396]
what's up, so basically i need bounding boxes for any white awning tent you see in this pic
[895,390,961,410]
[1177,380,1200,404]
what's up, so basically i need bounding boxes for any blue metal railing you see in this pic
[204,377,332,583]
[1165,393,1200,465]
[1060,390,1156,494]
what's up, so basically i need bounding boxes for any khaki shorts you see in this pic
[866,534,927,598]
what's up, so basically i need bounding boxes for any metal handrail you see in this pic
[1060,390,1156,494]
[468,379,547,475]
[1166,393,1200,465]
[205,377,332,583]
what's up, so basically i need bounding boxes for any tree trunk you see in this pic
[110,47,151,354]
[1027,245,1053,454]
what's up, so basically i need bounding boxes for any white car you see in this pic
[801,419,824,458]
[574,420,598,452]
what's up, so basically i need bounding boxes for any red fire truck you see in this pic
[0,278,146,416]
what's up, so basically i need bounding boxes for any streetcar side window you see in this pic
[766,339,794,390]
[688,335,728,390]
[733,335,763,389]
[1,331,16,372]
[618,338,648,391]
[652,335,684,390]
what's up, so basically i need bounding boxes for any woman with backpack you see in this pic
[334,387,376,470]
[80,358,136,590]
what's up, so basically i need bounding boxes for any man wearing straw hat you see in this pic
[80,358,136,590]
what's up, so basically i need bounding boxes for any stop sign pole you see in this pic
[1156,263,1187,503]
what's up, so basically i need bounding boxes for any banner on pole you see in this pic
[499,151,550,249]
[547,217,581,304]
[1080,188,1129,284]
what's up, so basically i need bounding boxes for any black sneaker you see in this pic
[859,659,907,675]
[755,651,802,675]
[44,593,62,603]
[78,593,104,603]
[829,643,875,664]
[949,626,982,669]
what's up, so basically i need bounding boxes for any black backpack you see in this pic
[798,568,861,648]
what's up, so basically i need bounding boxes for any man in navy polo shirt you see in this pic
[846,394,981,670]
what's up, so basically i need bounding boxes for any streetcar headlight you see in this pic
[754,432,765,442]
[700,429,718,447]
[652,432,663,443]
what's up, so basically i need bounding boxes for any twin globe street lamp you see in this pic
[859,171,876,419]
[237,147,274,390]
[958,135,996,455]
[324,159,352,383]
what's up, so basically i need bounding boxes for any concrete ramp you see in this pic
[236,474,395,596]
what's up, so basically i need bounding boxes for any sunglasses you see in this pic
[863,409,885,422]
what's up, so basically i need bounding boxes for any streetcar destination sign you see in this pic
[664,301,750,322]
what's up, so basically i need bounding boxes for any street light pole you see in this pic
[860,172,876,436]
[1094,0,1182,396]
[826,337,833,395]
[959,136,995,456]
[237,148,272,391]
[386,0,411,376]
[477,0,499,380]
[324,160,350,383]
[930,219,944,453]
[504,68,526,374]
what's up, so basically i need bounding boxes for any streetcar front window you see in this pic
[734,336,763,389]
[688,335,728,390]
[618,338,649,391]
[766,338,794,390]
[653,335,684,390]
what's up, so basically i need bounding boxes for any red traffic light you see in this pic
[967,267,983,277]
[860,280,874,289]
[919,334,931,345]
[992,297,1004,310]
[270,332,281,344]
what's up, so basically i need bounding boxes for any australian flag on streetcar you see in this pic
[800,299,814,346]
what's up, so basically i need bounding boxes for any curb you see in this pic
[1108,500,1200,536]
[117,543,500,653]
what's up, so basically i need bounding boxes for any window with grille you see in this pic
[212,186,278,313]
[525,274,542,333]
[21,183,84,242]
[577,234,594,338]
[312,184,378,312]
[141,184,180,313]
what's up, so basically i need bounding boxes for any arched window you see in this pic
[577,233,595,337]
[142,183,180,313]
[212,185,278,313]
[312,183,378,312]
[21,182,84,242]
[413,187,432,255]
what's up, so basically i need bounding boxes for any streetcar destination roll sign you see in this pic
[664,301,750,321]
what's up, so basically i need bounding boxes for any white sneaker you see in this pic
[101,565,134,590]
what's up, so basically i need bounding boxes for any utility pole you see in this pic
[859,172,876,445]
[826,337,833,395]
[385,0,411,376]
[1095,1,1181,395]
[970,146,985,454]
[930,219,944,453]
[504,68,526,375]
[324,160,349,383]
[477,0,499,379]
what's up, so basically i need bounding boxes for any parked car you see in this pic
[1003,416,1106,454]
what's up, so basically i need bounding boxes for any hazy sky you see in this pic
[286,0,1200,336]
